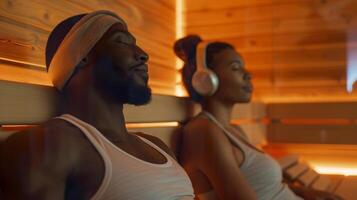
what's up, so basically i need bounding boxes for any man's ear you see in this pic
[78,56,89,68]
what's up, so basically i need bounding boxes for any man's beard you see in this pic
[94,59,152,105]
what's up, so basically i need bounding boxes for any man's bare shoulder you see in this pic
[0,118,87,171]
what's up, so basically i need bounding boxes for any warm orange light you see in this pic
[313,165,357,176]
[125,122,179,128]
[175,84,187,97]
[1,125,35,131]
[280,118,353,125]
[175,0,185,70]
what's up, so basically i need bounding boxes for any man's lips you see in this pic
[132,64,148,73]
[131,64,149,82]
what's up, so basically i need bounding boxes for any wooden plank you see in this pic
[0,80,189,125]
[334,176,357,200]
[232,102,266,120]
[267,102,357,119]
[267,124,357,144]
[0,80,59,125]
[239,124,267,146]
[223,31,350,51]
[311,175,331,191]
[186,0,316,12]
[186,17,357,40]
[124,95,189,123]
[285,162,309,180]
[277,154,299,170]
[253,85,357,103]
[298,169,319,186]
[186,0,347,26]
[264,143,357,163]
[128,126,182,155]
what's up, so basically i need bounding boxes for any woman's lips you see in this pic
[242,84,253,93]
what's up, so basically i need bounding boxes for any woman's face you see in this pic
[210,48,253,103]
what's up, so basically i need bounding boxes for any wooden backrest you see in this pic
[267,103,357,144]
[0,80,189,154]
[0,80,267,153]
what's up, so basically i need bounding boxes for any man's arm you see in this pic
[0,125,78,200]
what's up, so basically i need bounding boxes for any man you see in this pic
[0,10,194,200]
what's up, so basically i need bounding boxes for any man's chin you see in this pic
[126,86,152,106]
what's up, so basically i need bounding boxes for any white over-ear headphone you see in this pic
[192,42,219,96]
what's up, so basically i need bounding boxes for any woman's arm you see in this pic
[183,120,257,200]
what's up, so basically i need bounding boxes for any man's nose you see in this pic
[135,48,149,63]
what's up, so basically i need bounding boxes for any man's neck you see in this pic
[63,88,129,141]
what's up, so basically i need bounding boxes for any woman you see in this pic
[174,35,342,200]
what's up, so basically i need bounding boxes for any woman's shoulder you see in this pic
[182,117,233,154]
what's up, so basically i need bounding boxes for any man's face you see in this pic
[91,24,151,105]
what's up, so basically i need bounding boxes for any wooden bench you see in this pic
[278,154,346,196]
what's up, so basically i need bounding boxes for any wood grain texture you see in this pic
[0,0,178,95]
[185,0,357,102]
[0,80,188,125]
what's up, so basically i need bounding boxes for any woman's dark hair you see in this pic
[174,35,234,102]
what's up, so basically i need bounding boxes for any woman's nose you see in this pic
[243,72,252,81]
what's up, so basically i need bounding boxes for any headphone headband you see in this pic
[195,41,211,71]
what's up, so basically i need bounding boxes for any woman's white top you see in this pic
[197,111,302,200]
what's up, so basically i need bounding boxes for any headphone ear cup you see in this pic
[192,68,219,96]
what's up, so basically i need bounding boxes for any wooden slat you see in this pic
[186,0,346,27]
[334,176,357,200]
[124,95,189,123]
[128,126,182,155]
[285,162,309,180]
[298,169,319,186]
[239,124,267,147]
[268,102,357,119]
[268,124,357,144]
[185,0,315,12]
[277,154,299,170]
[0,80,59,125]
[0,80,189,125]
[311,175,331,191]
[231,102,266,120]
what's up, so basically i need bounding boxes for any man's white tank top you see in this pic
[58,114,195,200]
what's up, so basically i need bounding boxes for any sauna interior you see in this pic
[0,0,357,199]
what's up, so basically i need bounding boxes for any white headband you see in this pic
[48,10,127,90]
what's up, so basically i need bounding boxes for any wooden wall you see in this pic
[267,102,357,144]
[185,0,357,103]
[0,0,178,95]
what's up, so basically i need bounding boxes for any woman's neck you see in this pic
[201,98,234,127]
